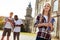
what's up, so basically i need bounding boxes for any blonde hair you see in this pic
[42,3,51,22]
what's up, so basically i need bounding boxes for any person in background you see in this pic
[1,12,14,40]
[13,15,24,40]
[34,3,55,40]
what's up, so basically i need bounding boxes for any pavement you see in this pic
[0,31,58,40]
[0,31,36,40]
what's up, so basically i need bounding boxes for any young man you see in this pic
[1,12,14,40]
[13,15,23,40]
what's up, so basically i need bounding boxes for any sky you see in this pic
[0,0,36,19]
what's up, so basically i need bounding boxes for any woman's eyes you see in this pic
[45,6,50,7]
[47,6,50,7]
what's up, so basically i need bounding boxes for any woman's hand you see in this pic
[43,23,49,27]
[37,23,48,27]
[48,23,53,31]
[37,23,43,27]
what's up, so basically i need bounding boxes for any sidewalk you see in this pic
[0,31,58,40]
[21,32,58,40]
[52,38,58,40]
[0,31,36,40]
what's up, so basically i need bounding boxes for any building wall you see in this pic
[25,3,34,33]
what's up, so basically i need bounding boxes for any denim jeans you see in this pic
[36,36,51,40]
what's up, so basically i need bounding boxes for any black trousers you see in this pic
[13,32,20,40]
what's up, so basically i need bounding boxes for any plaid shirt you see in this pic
[34,15,55,39]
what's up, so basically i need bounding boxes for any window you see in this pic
[53,0,58,11]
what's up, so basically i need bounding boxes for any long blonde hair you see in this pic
[42,3,51,22]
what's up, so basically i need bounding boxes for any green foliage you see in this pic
[0,18,4,30]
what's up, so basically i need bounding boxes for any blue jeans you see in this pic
[36,36,51,40]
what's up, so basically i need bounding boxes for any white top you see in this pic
[14,19,23,32]
[4,17,13,29]
[44,15,48,22]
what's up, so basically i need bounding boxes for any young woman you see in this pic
[13,15,23,40]
[35,3,55,40]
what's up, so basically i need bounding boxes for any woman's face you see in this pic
[44,3,51,12]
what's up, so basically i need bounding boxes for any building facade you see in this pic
[25,3,34,33]
[35,0,60,39]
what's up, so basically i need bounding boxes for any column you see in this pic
[57,0,60,40]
